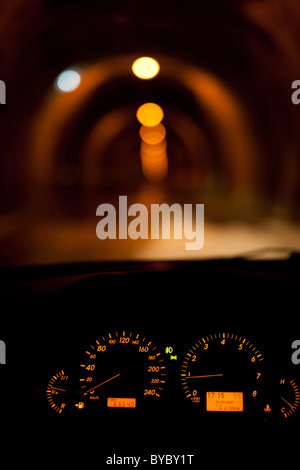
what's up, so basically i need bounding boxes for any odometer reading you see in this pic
[206,391,243,412]
[107,397,136,408]
[79,330,166,409]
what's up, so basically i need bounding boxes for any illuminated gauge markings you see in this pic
[181,333,264,415]
[46,370,70,414]
[79,331,166,408]
[280,377,300,418]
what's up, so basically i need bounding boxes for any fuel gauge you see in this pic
[280,377,300,419]
[46,370,71,414]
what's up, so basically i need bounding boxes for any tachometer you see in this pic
[181,332,264,417]
[78,330,166,410]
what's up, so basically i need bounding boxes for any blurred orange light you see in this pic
[140,150,167,166]
[139,124,166,145]
[141,157,168,182]
[141,140,167,157]
[140,139,168,182]
[136,103,164,127]
[132,57,160,79]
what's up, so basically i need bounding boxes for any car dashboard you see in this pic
[0,258,299,464]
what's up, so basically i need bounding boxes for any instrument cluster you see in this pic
[1,259,299,457]
[42,327,299,426]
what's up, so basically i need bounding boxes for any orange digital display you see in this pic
[107,398,136,408]
[206,392,243,412]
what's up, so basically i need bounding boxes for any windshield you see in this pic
[1,1,300,266]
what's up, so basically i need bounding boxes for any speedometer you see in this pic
[78,330,166,410]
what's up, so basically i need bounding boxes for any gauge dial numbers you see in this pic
[181,332,264,416]
[280,377,300,419]
[79,330,167,410]
[46,370,70,414]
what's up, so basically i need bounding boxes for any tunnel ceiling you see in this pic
[1,0,300,212]
[1,0,299,109]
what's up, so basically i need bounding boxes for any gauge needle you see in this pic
[49,386,66,392]
[84,373,120,395]
[186,374,223,379]
[280,396,295,409]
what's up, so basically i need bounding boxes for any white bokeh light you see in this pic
[55,69,81,92]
